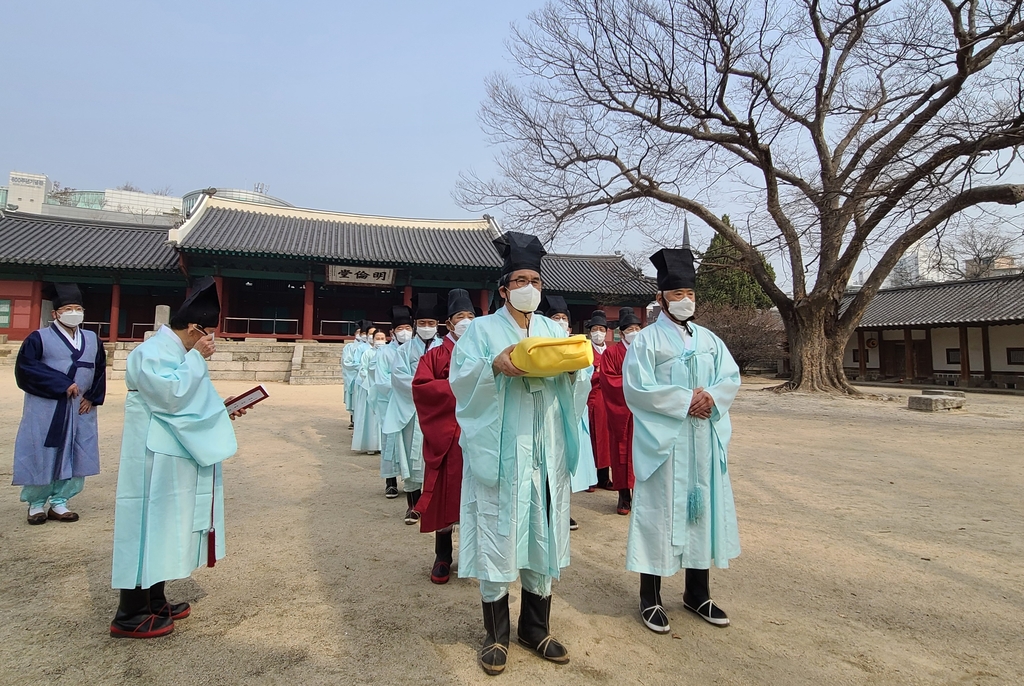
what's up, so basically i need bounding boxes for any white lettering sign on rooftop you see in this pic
[326,265,395,286]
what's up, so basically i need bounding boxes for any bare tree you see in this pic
[457,0,1024,392]
[47,181,78,206]
[944,222,1021,277]
[116,182,143,193]
[150,185,174,197]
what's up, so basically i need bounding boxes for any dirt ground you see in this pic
[0,373,1021,685]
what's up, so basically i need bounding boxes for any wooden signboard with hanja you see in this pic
[224,385,269,415]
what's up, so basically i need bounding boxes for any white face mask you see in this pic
[417,326,437,341]
[590,330,606,345]
[453,318,472,338]
[507,284,542,313]
[394,329,412,344]
[555,319,570,333]
[58,310,84,328]
[623,330,638,345]
[373,340,386,348]
[667,297,696,321]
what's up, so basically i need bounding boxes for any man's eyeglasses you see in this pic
[508,276,543,289]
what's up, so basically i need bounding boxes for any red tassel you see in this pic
[207,529,216,568]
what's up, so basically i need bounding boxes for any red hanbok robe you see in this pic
[588,344,612,470]
[411,335,462,533]
[601,340,635,490]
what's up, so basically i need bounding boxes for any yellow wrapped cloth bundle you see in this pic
[510,335,594,377]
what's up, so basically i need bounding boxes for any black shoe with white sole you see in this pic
[569,517,579,531]
[384,477,399,499]
[683,597,730,626]
[639,573,670,633]
[683,568,730,626]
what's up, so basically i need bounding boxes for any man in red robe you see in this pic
[586,309,613,491]
[601,306,643,515]
[411,288,476,584]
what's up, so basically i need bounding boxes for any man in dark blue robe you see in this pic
[13,283,105,525]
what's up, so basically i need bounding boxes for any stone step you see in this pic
[299,362,343,371]
[289,368,344,379]
[289,377,344,385]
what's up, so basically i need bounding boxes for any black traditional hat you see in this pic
[587,309,608,329]
[44,283,83,310]
[447,289,475,318]
[493,231,546,279]
[176,276,220,328]
[649,219,697,291]
[390,305,412,328]
[617,306,642,330]
[413,293,439,321]
[360,319,377,333]
[543,295,570,320]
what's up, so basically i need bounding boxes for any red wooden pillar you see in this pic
[478,288,490,315]
[903,328,914,382]
[403,285,413,308]
[981,325,992,382]
[958,326,971,385]
[212,276,225,335]
[639,305,647,326]
[857,330,867,379]
[109,282,121,342]
[29,280,42,331]
[302,280,315,340]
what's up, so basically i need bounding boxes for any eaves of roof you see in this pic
[844,275,1024,328]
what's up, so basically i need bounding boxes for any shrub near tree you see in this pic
[693,217,783,374]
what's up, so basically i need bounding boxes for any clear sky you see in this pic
[1,1,545,221]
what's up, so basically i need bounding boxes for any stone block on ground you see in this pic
[922,389,966,398]
[908,395,965,411]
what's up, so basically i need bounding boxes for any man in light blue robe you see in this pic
[110,277,244,639]
[381,294,441,525]
[342,321,372,428]
[376,306,412,498]
[450,232,589,675]
[350,322,379,454]
[543,295,597,530]
[347,321,374,449]
[623,244,741,634]
[13,283,105,525]
[352,330,383,453]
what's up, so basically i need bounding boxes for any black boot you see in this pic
[149,581,191,620]
[431,528,454,584]
[517,590,569,664]
[596,467,614,490]
[110,588,174,639]
[384,477,399,499]
[639,573,670,633]
[480,595,510,675]
[616,488,632,515]
[683,568,730,627]
[404,490,421,525]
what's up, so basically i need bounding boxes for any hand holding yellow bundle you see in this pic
[510,335,594,377]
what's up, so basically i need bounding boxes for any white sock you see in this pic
[51,504,71,515]
[28,506,45,516]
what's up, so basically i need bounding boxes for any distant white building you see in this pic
[1,171,182,224]
[885,240,945,287]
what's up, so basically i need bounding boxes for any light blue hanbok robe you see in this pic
[373,340,401,477]
[351,345,381,452]
[341,340,365,414]
[111,325,237,590]
[570,414,600,494]
[622,314,741,575]
[381,335,441,488]
[450,307,590,583]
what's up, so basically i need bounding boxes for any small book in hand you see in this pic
[224,385,269,415]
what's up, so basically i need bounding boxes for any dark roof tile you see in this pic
[843,276,1024,328]
[0,212,178,271]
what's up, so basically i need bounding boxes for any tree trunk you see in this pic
[778,304,857,394]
